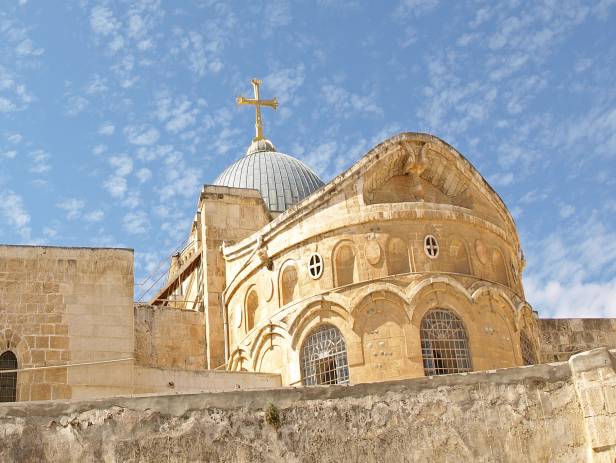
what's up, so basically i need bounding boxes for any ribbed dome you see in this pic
[213,139,325,213]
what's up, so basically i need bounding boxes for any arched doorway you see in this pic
[0,351,17,402]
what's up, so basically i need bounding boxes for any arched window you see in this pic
[0,351,17,402]
[246,289,259,331]
[301,325,349,386]
[420,309,472,376]
[280,264,298,306]
[520,330,537,365]
[387,237,410,275]
[334,244,355,287]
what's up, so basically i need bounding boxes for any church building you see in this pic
[1,79,615,401]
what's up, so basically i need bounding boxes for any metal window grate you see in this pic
[420,309,471,376]
[520,330,537,365]
[301,325,349,386]
[0,351,17,402]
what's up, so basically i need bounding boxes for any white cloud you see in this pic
[109,155,133,176]
[90,5,119,36]
[123,211,149,234]
[124,124,160,145]
[559,203,576,219]
[56,198,85,220]
[0,190,30,239]
[15,38,44,56]
[525,213,616,317]
[28,150,51,174]
[321,83,383,118]
[154,95,199,134]
[103,176,127,198]
[6,133,22,144]
[84,209,105,222]
[1,150,17,159]
[98,122,115,136]
[264,65,305,105]
[394,0,438,18]
[489,171,514,187]
[65,95,88,116]
[136,167,152,183]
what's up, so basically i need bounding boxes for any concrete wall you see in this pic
[539,318,616,362]
[1,348,614,463]
[0,245,133,401]
[134,304,206,370]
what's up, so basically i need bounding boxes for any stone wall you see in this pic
[0,245,133,401]
[539,318,616,362]
[1,348,615,462]
[134,304,206,370]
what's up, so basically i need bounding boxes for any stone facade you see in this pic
[1,348,614,462]
[540,318,616,362]
[134,304,206,370]
[0,245,134,401]
[0,246,280,401]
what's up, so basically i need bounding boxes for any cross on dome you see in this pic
[236,78,278,143]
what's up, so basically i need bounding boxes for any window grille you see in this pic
[424,235,439,258]
[0,351,17,402]
[520,330,537,365]
[301,325,349,386]
[420,309,471,375]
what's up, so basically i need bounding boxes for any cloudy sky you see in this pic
[1,0,615,316]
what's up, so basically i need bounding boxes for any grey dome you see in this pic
[213,139,325,213]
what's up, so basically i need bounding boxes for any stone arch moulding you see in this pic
[228,346,252,371]
[244,285,259,332]
[251,324,292,372]
[446,234,472,276]
[0,329,32,369]
[386,236,411,275]
[331,240,358,287]
[278,259,299,307]
[405,275,473,308]
[349,282,410,316]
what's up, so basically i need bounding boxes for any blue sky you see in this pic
[1,0,615,316]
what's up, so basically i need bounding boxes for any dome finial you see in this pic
[236,78,278,143]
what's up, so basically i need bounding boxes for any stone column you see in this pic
[569,347,616,462]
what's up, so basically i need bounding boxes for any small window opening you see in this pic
[424,235,439,258]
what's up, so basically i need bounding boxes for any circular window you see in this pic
[308,253,323,279]
[424,235,439,258]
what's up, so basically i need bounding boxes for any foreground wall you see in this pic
[539,318,616,362]
[1,348,614,463]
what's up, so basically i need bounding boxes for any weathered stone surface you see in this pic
[0,359,597,463]
[540,318,616,362]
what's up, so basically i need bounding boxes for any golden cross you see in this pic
[236,78,278,142]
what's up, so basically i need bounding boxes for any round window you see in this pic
[424,235,439,258]
[308,253,324,279]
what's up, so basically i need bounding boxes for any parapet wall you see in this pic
[539,318,616,362]
[134,304,206,370]
[1,348,615,462]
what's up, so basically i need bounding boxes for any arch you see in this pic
[491,247,509,287]
[333,242,356,287]
[350,282,409,316]
[387,237,410,275]
[520,330,538,366]
[228,346,252,372]
[406,275,473,307]
[245,287,259,332]
[0,351,17,402]
[444,236,471,275]
[279,261,299,307]
[300,324,349,385]
[420,309,472,376]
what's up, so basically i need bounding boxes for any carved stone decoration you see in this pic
[364,239,382,266]
[475,239,488,265]
[234,303,242,328]
[263,276,274,302]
